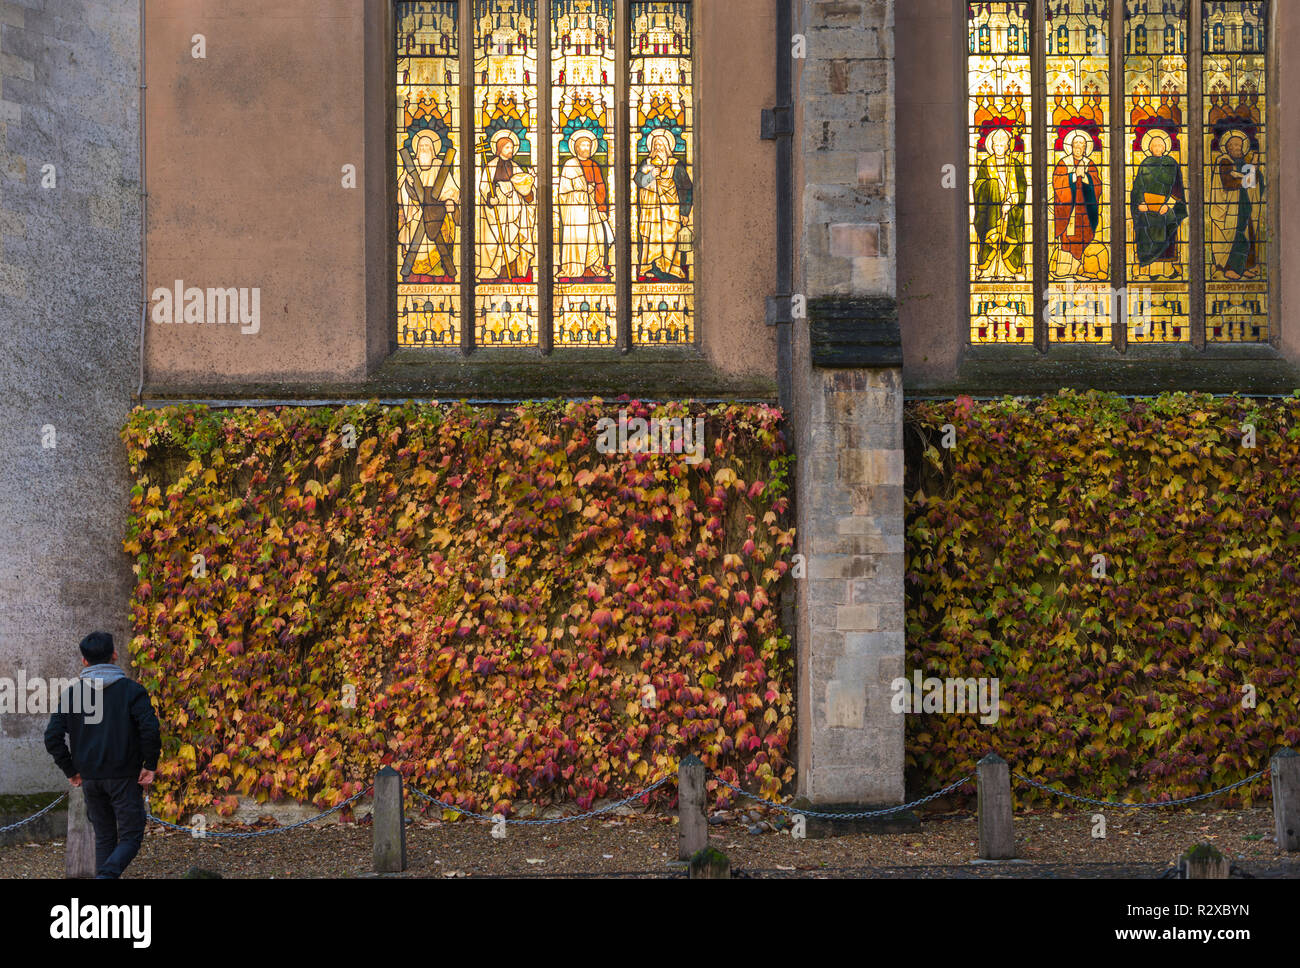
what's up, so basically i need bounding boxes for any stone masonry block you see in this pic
[838,447,903,486]
[851,255,891,293]
[858,150,884,186]
[836,604,881,631]
[829,222,880,259]
[824,679,865,729]
[809,555,877,581]
[808,578,850,607]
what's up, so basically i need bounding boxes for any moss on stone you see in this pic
[1182,842,1225,862]
[0,793,66,815]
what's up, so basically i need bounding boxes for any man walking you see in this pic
[45,632,161,879]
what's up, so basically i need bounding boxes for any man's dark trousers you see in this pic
[82,777,146,879]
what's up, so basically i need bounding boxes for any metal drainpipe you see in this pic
[774,0,794,413]
[136,0,148,400]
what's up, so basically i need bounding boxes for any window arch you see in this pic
[395,0,696,351]
[966,1,1270,347]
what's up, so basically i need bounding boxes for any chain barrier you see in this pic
[409,774,674,825]
[1012,768,1272,810]
[708,771,976,819]
[1,760,1278,841]
[0,793,68,835]
[144,785,373,839]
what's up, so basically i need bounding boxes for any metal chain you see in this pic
[0,793,68,835]
[409,775,674,825]
[708,772,976,819]
[1012,768,1271,810]
[12,763,1270,843]
[145,785,373,839]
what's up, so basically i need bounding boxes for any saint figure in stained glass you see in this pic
[479,120,537,283]
[1051,124,1105,279]
[972,126,1027,280]
[635,127,693,282]
[1130,122,1187,275]
[1208,122,1261,280]
[400,126,460,283]
[558,126,613,280]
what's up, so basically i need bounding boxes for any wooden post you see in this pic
[1271,748,1299,852]
[1181,843,1231,879]
[689,847,731,879]
[977,753,1015,860]
[677,754,707,861]
[372,767,407,873]
[65,786,95,878]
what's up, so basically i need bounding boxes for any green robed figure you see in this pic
[973,127,1027,280]
[1130,127,1188,277]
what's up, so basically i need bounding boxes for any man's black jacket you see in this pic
[45,676,162,780]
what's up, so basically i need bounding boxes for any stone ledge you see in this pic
[141,348,779,404]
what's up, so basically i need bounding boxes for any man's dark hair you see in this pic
[79,632,115,665]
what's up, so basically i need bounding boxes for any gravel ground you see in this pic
[2,805,1295,879]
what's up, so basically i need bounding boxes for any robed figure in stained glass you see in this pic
[479,126,537,283]
[400,130,460,283]
[558,128,613,281]
[1131,123,1188,276]
[973,126,1027,280]
[1209,126,1262,281]
[636,128,693,282]
[1052,127,1104,279]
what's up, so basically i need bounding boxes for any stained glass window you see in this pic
[631,1,695,345]
[1124,0,1188,342]
[553,0,617,346]
[474,0,540,347]
[965,1,1272,348]
[1203,1,1267,342]
[1046,0,1110,343]
[968,2,1033,344]
[397,2,462,348]
[396,1,695,351]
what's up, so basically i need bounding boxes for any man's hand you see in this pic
[69,774,82,788]
[138,769,156,788]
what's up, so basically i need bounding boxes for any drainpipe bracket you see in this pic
[767,294,795,327]
[760,106,793,141]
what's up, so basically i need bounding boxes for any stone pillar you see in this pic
[0,1,142,795]
[791,0,904,806]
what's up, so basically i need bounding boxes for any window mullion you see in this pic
[615,0,632,353]
[460,0,476,354]
[1111,0,1126,353]
[1032,1,1047,353]
[1189,0,1206,349]
[540,0,555,354]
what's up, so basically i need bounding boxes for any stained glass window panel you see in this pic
[474,0,540,347]
[397,2,461,348]
[1203,1,1267,342]
[968,2,1033,344]
[1045,0,1111,344]
[553,0,617,346]
[1124,0,1189,343]
[631,1,695,345]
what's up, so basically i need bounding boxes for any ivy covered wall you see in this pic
[123,401,797,820]
[905,391,1300,804]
